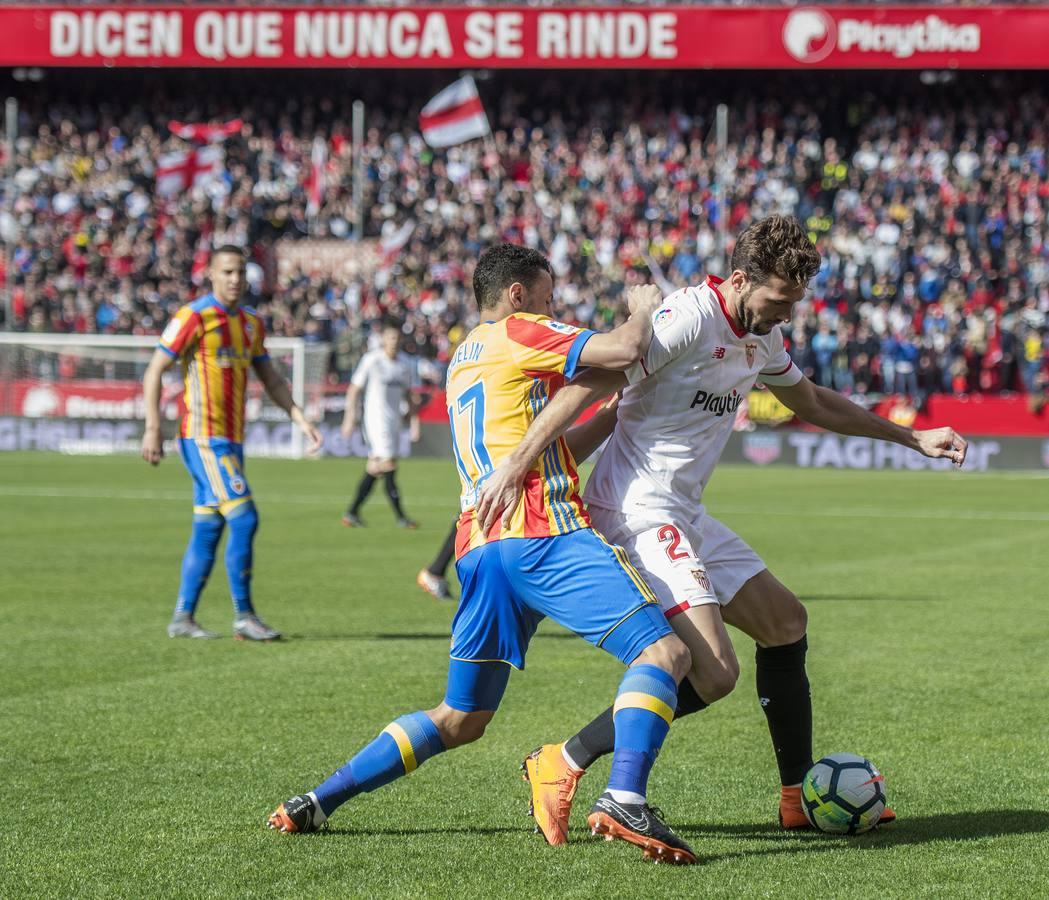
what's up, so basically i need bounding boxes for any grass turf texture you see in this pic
[2,453,1047,898]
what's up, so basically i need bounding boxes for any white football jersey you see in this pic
[584,276,802,520]
[352,349,413,433]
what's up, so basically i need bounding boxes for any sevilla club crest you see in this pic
[745,343,757,368]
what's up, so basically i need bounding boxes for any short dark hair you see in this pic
[381,318,402,333]
[210,244,245,261]
[730,216,820,289]
[472,244,552,312]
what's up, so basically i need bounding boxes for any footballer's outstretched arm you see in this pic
[253,357,324,454]
[141,348,179,465]
[573,284,664,370]
[767,376,968,467]
[475,368,627,532]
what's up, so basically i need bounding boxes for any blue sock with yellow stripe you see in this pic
[607,664,678,800]
[223,501,258,616]
[313,711,445,816]
[175,511,224,616]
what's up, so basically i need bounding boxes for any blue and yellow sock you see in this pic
[223,501,258,616]
[313,711,445,816]
[174,510,224,617]
[607,664,678,802]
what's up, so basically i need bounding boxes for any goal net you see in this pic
[0,333,329,458]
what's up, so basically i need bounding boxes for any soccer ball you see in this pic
[801,753,887,835]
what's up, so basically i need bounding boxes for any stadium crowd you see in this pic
[2,69,1048,401]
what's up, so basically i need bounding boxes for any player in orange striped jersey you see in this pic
[268,246,697,864]
[141,245,322,641]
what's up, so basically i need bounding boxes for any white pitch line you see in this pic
[1,484,1047,523]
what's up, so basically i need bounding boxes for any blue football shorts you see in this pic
[444,528,672,711]
[179,437,252,515]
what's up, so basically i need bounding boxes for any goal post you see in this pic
[0,333,329,458]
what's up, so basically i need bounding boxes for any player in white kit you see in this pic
[342,322,419,528]
[475,216,968,844]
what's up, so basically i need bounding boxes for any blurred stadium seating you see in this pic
[1,66,1046,400]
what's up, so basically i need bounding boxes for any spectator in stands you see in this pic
[3,69,1048,403]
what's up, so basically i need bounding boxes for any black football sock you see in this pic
[562,680,710,770]
[675,677,710,717]
[755,635,813,785]
[427,521,458,577]
[348,473,376,516]
[564,707,614,770]
[383,472,407,519]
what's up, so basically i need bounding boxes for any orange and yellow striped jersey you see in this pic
[447,312,596,559]
[158,294,268,444]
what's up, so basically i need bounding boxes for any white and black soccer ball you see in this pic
[801,753,887,835]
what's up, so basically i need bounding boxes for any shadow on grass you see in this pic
[288,810,1049,851]
[291,632,577,642]
[310,825,522,838]
[681,810,1049,863]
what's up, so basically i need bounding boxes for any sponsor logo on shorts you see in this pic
[691,568,711,592]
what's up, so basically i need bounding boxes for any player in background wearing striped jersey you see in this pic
[269,245,698,864]
[141,246,323,641]
[476,217,967,842]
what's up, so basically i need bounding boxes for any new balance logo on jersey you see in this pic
[712,346,726,359]
[690,389,743,417]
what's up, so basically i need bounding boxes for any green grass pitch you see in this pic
[2,453,1047,898]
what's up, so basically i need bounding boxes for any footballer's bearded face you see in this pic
[737,274,806,335]
[210,253,247,306]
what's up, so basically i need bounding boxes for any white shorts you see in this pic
[360,414,405,460]
[363,427,398,460]
[587,503,766,619]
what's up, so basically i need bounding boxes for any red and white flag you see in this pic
[307,136,328,217]
[168,118,243,143]
[419,76,491,149]
[379,220,415,268]
[155,145,224,197]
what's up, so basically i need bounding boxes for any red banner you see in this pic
[0,5,1045,69]
[871,395,1049,438]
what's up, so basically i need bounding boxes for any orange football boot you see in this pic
[779,785,896,829]
[521,743,585,846]
[779,785,811,829]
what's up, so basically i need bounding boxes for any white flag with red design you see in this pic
[379,220,415,269]
[168,118,243,143]
[419,76,491,149]
[155,145,224,197]
[307,136,328,217]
